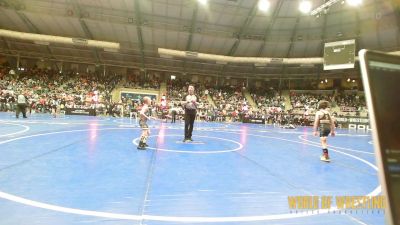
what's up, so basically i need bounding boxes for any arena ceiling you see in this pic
[0,0,399,78]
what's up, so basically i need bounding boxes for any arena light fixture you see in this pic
[34,40,50,46]
[158,48,324,65]
[197,0,208,6]
[258,0,270,12]
[310,0,340,16]
[104,48,118,53]
[0,29,120,50]
[346,0,362,6]
[299,1,312,14]
[311,0,361,16]
[347,78,351,82]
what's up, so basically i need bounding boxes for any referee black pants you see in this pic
[184,111,196,139]
[171,112,176,123]
[16,103,27,118]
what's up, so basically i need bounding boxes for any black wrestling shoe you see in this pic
[137,145,146,150]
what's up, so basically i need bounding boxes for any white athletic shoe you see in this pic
[320,154,331,162]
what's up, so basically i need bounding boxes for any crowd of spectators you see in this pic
[0,64,368,125]
[166,79,256,122]
[290,92,331,109]
[0,65,121,115]
[288,91,366,116]
[250,87,285,109]
[122,74,160,90]
[166,78,215,121]
[335,92,366,109]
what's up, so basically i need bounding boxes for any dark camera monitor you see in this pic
[359,50,400,225]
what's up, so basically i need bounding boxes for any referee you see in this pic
[16,92,28,119]
[183,85,198,142]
